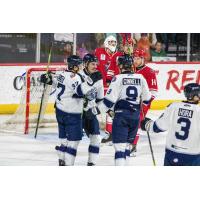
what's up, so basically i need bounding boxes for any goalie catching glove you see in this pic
[40,72,53,85]
[140,117,153,132]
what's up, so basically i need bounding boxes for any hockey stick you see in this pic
[141,104,156,166]
[146,128,156,166]
[34,42,53,138]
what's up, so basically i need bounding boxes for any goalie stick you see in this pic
[34,42,53,138]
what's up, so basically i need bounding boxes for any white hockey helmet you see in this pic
[104,35,117,52]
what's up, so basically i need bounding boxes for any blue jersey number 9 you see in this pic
[126,86,138,101]
[175,117,191,140]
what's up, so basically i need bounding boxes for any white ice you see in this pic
[0,110,167,166]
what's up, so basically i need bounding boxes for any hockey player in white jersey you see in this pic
[40,55,102,166]
[80,53,104,165]
[141,83,200,166]
[98,54,152,166]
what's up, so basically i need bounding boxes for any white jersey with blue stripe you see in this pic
[98,72,152,113]
[79,69,104,106]
[149,102,200,155]
[55,70,93,113]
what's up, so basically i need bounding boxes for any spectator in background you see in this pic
[118,33,136,52]
[157,33,176,52]
[95,33,105,48]
[151,41,167,59]
[98,38,105,48]
[63,42,73,63]
[135,33,157,48]
[77,42,89,58]
[137,33,151,61]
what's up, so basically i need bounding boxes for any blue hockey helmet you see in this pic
[67,55,83,71]
[118,54,133,70]
[184,83,200,100]
[83,54,98,65]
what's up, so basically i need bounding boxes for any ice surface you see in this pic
[0,110,167,166]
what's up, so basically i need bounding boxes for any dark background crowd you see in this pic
[0,33,199,63]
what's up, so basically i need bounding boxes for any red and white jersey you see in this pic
[95,48,122,89]
[136,64,158,98]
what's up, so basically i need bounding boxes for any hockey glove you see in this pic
[40,72,53,85]
[89,71,102,85]
[107,109,114,119]
[140,117,153,132]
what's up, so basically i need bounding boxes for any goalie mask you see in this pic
[67,55,83,73]
[104,35,117,53]
[184,83,200,101]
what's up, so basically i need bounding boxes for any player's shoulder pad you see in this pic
[95,47,104,53]
[111,74,122,83]
[76,73,85,82]
[146,65,156,74]
[111,76,117,82]
[166,102,177,109]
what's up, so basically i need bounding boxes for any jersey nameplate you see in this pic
[178,108,193,118]
[122,78,141,85]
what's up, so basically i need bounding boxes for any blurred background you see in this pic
[0,33,199,63]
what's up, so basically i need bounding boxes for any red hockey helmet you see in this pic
[133,48,145,58]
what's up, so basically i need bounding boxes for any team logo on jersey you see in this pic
[178,108,193,118]
[100,54,106,60]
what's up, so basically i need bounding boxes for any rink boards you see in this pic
[0,62,200,114]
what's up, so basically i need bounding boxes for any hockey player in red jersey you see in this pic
[105,35,135,81]
[130,48,158,156]
[101,35,135,143]
[95,35,122,91]
[95,35,122,139]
